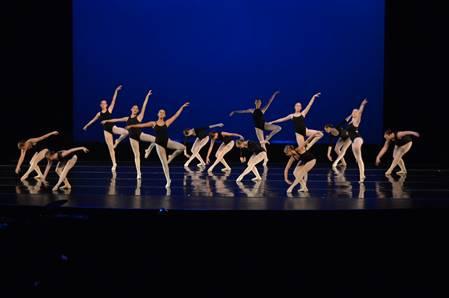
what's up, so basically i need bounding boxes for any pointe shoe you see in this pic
[165,180,171,188]
[221,168,231,172]
[145,144,155,159]
[137,172,142,180]
[60,184,72,190]
[251,177,262,182]
[111,164,117,172]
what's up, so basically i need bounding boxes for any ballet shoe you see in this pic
[145,144,155,159]
[165,180,171,188]
[286,188,293,194]
[20,176,28,182]
[385,171,392,176]
[298,187,309,192]
[221,167,231,172]
[52,186,59,192]
[111,164,117,172]
[396,170,407,175]
[251,177,262,182]
[137,173,142,180]
[197,163,206,168]
[207,168,213,173]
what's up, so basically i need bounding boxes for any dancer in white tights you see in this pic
[83,85,128,172]
[126,102,190,188]
[102,90,155,179]
[376,129,420,176]
[16,130,59,181]
[183,123,224,168]
[229,90,282,166]
[206,131,244,173]
[235,140,267,182]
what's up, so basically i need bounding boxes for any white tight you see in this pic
[129,133,156,176]
[184,136,209,167]
[287,159,316,193]
[155,139,187,186]
[53,155,78,191]
[332,139,352,167]
[20,149,48,181]
[236,152,267,181]
[112,126,130,148]
[351,137,365,181]
[208,141,235,172]
[387,142,413,174]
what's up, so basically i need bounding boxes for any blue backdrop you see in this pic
[73,0,384,144]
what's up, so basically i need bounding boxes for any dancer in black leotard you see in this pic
[126,102,189,188]
[229,90,281,165]
[206,131,244,173]
[44,146,89,191]
[16,130,59,181]
[235,140,267,182]
[283,134,319,193]
[83,85,128,172]
[269,92,323,149]
[324,116,352,168]
[333,99,368,182]
[183,123,224,168]
[376,129,420,175]
[102,90,155,179]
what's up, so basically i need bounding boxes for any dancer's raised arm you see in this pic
[357,99,368,118]
[229,108,254,117]
[27,131,59,144]
[137,90,152,122]
[375,140,391,166]
[102,117,128,124]
[220,132,244,139]
[208,123,224,129]
[397,131,420,138]
[166,102,189,127]
[83,113,100,130]
[59,147,89,159]
[261,90,280,113]
[108,85,122,113]
[302,92,321,117]
[268,114,293,125]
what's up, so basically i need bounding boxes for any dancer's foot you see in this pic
[207,168,213,173]
[165,179,171,188]
[263,159,269,167]
[251,176,262,182]
[385,171,392,176]
[298,187,309,192]
[396,170,407,175]
[52,185,59,192]
[221,167,231,172]
[286,187,294,193]
[197,163,206,168]
[236,176,243,182]
[111,164,117,172]
[20,175,28,182]
[137,172,142,180]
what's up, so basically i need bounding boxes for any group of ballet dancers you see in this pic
[15,85,420,193]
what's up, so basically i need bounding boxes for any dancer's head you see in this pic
[283,145,295,156]
[158,109,166,119]
[294,102,302,113]
[183,128,195,137]
[324,124,334,133]
[384,129,395,140]
[100,100,108,110]
[255,99,262,109]
[131,105,139,116]
[235,139,247,148]
[209,132,219,140]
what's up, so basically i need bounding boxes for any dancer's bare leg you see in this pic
[352,138,365,183]
[104,131,117,172]
[334,139,347,167]
[208,141,234,173]
[386,142,412,176]
[255,128,269,166]
[295,133,305,148]
[113,126,129,148]
[129,139,141,179]
[167,139,186,164]
[287,159,316,193]
[332,139,352,169]
[305,128,324,149]
[236,152,266,182]
[21,150,47,181]
[185,137,209,167]
[139,133,156,159]
[55,162,70,189]
[156,144,171,188]
[52,156,77,191]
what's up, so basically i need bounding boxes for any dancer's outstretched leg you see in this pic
[236,152,266,182]
[264,123,282,142]
[21,150,47,181]
[332,139,351,169]
[167,139,186,164]
[255,128,269,166]
[208,141,234,173]
[386,142,412,175]
[52,156,78,191]
[305,129,323,149]
[113,126,129,148]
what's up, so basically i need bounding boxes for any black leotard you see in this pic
[292,114,306,136]
[347,123,361,141]
[240,141,265,158]
[253,109,265,130]
[392,132,412,147]
[328,121,350,145]
[127,116,141,141]
[155,124,169,148]
[99,110,114,134]
[194,127,208,140]
[299,151,315,164]
[55,150,82,167]
[218,132,232,145]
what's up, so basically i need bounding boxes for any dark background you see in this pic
[4,0,449,167]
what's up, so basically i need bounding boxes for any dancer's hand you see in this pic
[101,121,107,125]
[362,98,368,105]
[83,126,88,131]
[217,123,224,127]
[147,90,153,97]
[15,167,20,175]
[82,147,89,153]
[285,179,293,185]
[52,131,60,136]
[206,158,210,165]
[327,154,333,162]
[229,112,235,117]
[182,102,190,109]
[240,157,246,163]
[238,134,244,140]
[116,85,123,92]
[375,158,381,166]
[312,92,321,99]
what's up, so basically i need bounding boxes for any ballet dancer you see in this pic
[16,130,59,181]
[183,123,224,168]
[43,146,89,191]
[126,102,190,188]
[324,117,351,168]
[83,85,128,172]
[283,134,319,193]
[375,129,420,176]
[235,140,267,182]
[229,90,282,165]
[206,131,244,173]
[268,92,323,149]
[102,90,155,179]
[333,99,368,183]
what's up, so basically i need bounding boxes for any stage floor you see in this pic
[1,164,449,210]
